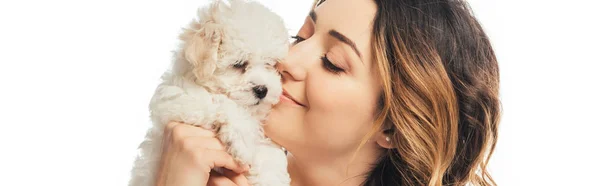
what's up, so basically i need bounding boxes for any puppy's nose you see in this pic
[252,85,268,99]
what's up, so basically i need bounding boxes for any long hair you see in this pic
[312,0,501,185]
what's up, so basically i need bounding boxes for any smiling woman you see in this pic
[263,0,501,186]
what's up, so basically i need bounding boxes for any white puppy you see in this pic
[129,0,290,185]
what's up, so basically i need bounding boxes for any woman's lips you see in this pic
[279,94,304,107]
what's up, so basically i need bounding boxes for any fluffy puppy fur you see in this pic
[129,0,291,185]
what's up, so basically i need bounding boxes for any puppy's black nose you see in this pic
[253,85,268,99]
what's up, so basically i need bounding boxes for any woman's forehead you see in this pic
[312,0,376,37]
[313,0,377,66]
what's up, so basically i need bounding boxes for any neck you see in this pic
[287,144,383,186]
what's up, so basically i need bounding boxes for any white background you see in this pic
[0,0,598,185]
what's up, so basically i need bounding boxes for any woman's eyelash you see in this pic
[290,36,344,74]
[291,35,305,44]
[321,55,345,74]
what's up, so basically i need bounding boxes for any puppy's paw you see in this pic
[224,137,256,164]
[246,144,291,186]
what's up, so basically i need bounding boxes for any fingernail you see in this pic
[243,164,250,171]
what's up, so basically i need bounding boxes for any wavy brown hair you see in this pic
[312,0,502,185]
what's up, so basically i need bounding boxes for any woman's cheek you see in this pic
[305,77,374,150]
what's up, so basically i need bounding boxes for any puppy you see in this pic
[128,0,290,185]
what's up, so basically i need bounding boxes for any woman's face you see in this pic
[264,0,381,157]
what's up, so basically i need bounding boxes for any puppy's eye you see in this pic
[267,60,277,66]
[233,60,248,69]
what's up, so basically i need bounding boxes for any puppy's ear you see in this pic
[180,19,222,80]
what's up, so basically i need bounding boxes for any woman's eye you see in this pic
[321,55,345,74]
[290,35,305,45]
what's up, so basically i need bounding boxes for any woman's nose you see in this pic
[276,50,307,81]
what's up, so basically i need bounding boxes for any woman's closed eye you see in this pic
[321,55,344,74]
[291,35,305,45]
[291,35,345,75]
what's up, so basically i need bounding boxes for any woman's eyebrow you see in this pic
[328,30,363,61]
[309,9,363,62]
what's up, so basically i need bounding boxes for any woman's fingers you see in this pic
[155,121,252,186]
[207,172,237,186]
[201,149,249,174]
[221,169,250,186]
[164,121,183,137]
[178,136,225,151]
[166,122,243,171]
[158,121,249,186]
[208,170,250,186]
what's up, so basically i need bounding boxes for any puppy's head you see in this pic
[175,0,288,117]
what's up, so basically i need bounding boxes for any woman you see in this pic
[154,0,501,185]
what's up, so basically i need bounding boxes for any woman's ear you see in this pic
[376,133,394,149]
[375,126,394,149]
[371,119,393,149]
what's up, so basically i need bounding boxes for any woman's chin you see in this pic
[263,107,300,149]
[263,108,280,137]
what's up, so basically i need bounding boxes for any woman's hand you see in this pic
[155,121,250,186]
